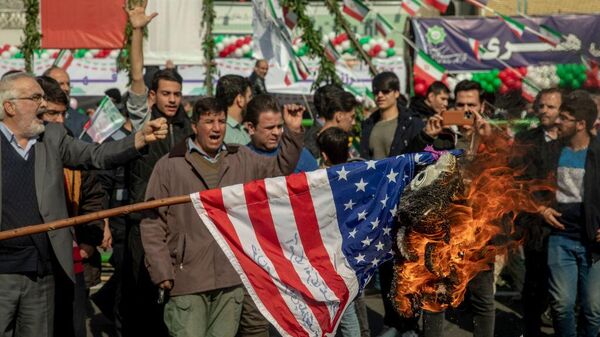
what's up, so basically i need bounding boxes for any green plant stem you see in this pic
[21,0,41,73]
[202,0,216,95]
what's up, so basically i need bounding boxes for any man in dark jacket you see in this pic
[248,59,269,96]
[410,80,450,119]
[359,72,443,335]
[119,3,192,337]
[512,88,563,337]
[539,90,600,337]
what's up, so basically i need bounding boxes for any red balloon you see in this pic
[244,36,252,43]
[584,78,595,88]
[372,44,382,54]
[219,50,227,57]
[499,84,509,94]
[388,39,395,48]
[518,67,527,76]
[52,51,59,58]
[414,82,426,95]
[235,39,244,48]
[505,78,516,88]
[499,71,508,81]
[514,79,522,89]
[339,33,348,41]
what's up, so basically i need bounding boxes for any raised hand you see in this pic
[424,114,444,138]
[283,104,304,133]
[134,117,169,149]
[125,0,158,29]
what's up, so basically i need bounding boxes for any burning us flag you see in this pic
[191,151,461,336]
[81,96,125,143]
[391,146,552,317]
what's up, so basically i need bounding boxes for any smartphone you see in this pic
[442,109,475,126]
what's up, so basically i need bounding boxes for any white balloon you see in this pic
[322,36,330,44]
[109,50,120,58]
[341,40,351,50]
[90,49,100,55]
[335,45,343,53]
[378,51,387,58]
[375,37,384,45]
[234,48,243,57]
[241,44,251,53]
[328,32,336,40]
[9,46,18,55]
[362,43,370,51]
[216,43,225,52]
[381,42,390,50]
[41,52,50,59]
[84,51,94,59]
[293,45,299,52]
[446,77,458,93]
[1,51,10,59]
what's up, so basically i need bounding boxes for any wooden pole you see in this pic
[0,195,192,241]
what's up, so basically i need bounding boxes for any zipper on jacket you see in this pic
[179,234,186,270]
[169,124,174,149]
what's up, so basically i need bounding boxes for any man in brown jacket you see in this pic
[141,96,304,337]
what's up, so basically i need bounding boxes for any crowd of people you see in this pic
[1,2,600,337]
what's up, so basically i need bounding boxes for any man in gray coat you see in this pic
[0,72,168,337]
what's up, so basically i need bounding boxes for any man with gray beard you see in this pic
[0,72,168,337]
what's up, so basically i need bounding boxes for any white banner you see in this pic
[0,57,406,96]
[144,0,204,65]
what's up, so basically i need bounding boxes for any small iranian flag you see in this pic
[53,49,74,70]
[284,59,310,86]
[282,6,297,30]
[538,24,562,47]
[521,79,539,103]
[324,40,341,62]
[424,0,450,14]
[401,0,423,17]
[414,50,447,86]
[81,96,126,143]
[468,38,487,61]
[375,13,394,37]
[499,14,525,38]
[343,0,370,22]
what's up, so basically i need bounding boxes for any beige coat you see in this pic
[141,129,303,296]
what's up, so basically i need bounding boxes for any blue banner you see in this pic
[412,15,600,71]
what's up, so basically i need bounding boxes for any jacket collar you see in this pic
[169,137,240,158]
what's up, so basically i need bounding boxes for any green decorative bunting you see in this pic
[21,0,41,73]
[202,0,216,95]
[281,0,340,89]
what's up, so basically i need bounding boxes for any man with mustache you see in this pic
[0,71,167,337]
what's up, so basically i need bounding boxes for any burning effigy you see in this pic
[390,146,553,317]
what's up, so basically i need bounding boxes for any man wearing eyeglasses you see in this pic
[539,90,600,337]
[0,72,168,337]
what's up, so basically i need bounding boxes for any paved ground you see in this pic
[86,285,551,337]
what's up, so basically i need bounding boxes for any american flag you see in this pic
[190,152,451,337]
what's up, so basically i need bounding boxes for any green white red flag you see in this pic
[343,0,370,22]
[424,0,450,13]
[81,96,126,143]
[498,14,525,38]
[52,49,74,70]
[282,6,297,30]
[284,59,310,86]
[324,40,341,63]
[401,0,423,17]
[414,50,447,87]
[537,24,562,47]
[375,14,394,37]
[521,79,539,103]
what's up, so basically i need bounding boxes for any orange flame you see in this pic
[392,139,554,317]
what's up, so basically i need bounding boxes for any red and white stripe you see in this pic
[191,170,359,337]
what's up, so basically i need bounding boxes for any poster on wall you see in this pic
[412,14,600,71]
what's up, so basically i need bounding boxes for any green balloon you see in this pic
[215,35,224,43]
[493,77,501,88]
[386,48,395,57]
[571,79,581,89]
[579,72,588,82]
[346,47,355,54]
[13,52,23,58]
[559,79,567,88]
[359,36,371,45]
[484,83,494,93]
[564,72,573,81]
[492,69,500,76]
[244,51,253,58]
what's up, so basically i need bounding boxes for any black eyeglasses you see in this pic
[9,93,46,104]
[373,89,393,96]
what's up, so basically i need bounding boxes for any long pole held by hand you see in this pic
[0,195,192,241]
